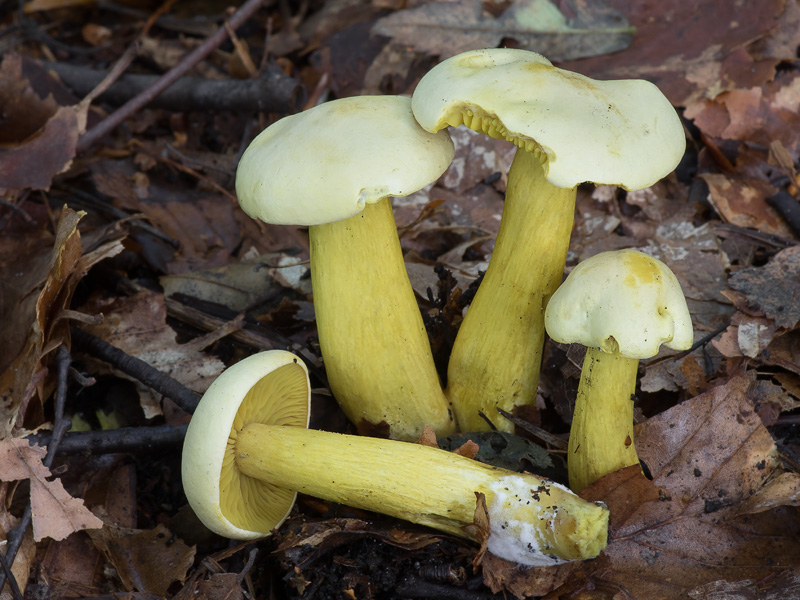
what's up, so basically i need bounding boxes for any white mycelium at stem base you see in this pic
[411,48,686,432]
[235,425,607,566]
[182,351,609,566]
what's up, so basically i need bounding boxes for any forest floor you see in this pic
[2,0,800,598]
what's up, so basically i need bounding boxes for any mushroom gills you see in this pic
[220,362,308,533]
[446,106,547,157]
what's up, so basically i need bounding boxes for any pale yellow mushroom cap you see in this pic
[235,95,455,226]
[411,48,685,190]
[544,249,693,359]
[181,350,310,539]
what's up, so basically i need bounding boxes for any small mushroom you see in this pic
[181,350,610,566]
[411,48,685,432]
[236,95,455,441]
[544,249,693,491]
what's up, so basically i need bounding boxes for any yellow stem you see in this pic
[446,149,576,432]
[568,348,640,492]
[310,198,455,440]
[235,423,608,564]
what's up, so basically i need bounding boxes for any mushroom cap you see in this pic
[181,350,310,539]
[411,48,685,191]
[235,95,454,226]
[544,249,693,359]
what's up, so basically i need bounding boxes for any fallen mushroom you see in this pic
[236,95,455,441]
[411,48,685,432]
[544,249,693,491]
[181,350,610,566]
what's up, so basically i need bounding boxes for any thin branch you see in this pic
[47,61,303,115]
[644,321,730,368]
[0,546,24,600]
[496,407,569,451]
[71,328,201,413]
[77,0,268,153]
[27,424,188,455]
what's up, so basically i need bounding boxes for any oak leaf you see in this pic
[566,376,800,598]
[372,0,633,61]
[0,438,103,541]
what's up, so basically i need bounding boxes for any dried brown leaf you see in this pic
[39,531,106,598]
[687,569,800,599]
[560,376,800,598]
[160,258,290,312]
[416,424,439,448]
[482,551,576,599]
[196,573,243,600]
[467,491,490,568]
[728,246,800,330]
[700,173,793,238]
[0,496,36,600]
[686,70,800,162]
[710,313,779,360]
[0,53,59,143]
[736,472,800,516]
[761,330,800,376]
[79,289,224,418]
[0,438,103,541]
[373,0,633,61]
[88,524,195,595]
[0,207,123,438]
[452,439,479,459]
[559,0,799,106]
[0,54,85,193]
[275,517,443,557]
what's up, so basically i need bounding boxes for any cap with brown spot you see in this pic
[545,249,694,359]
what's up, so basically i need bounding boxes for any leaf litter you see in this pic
[2,0,800,598]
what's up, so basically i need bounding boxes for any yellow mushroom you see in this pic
[544,249,693,491]
[411,49,686,432]
[181,350,609,565]
[236,95,456,441]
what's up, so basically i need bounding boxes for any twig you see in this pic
[0,197,35,226]
[130,141,238,203]
[162,292,327,386]
[27,424,188,455]
[16,0,109,56]
[644,321,729,367]
[97,0,222,36]
[0,543,24,600]
[767,190,800,239]
[45,345,73,468]
[71,327,201,413]
[53,183,180,247]
[712,223,798,249]
[76,0,269,153]
[496,407,569,451]
[397,575,498,599]
[77,0,179,113]
[476,411,498,431]
[46,61,303,115]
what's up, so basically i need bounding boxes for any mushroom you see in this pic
[544,249,693,491]
[235,95,456,441]
[411,48,686,432]
[181,350,610,566]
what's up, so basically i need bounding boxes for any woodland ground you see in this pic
[2,0,800,599]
